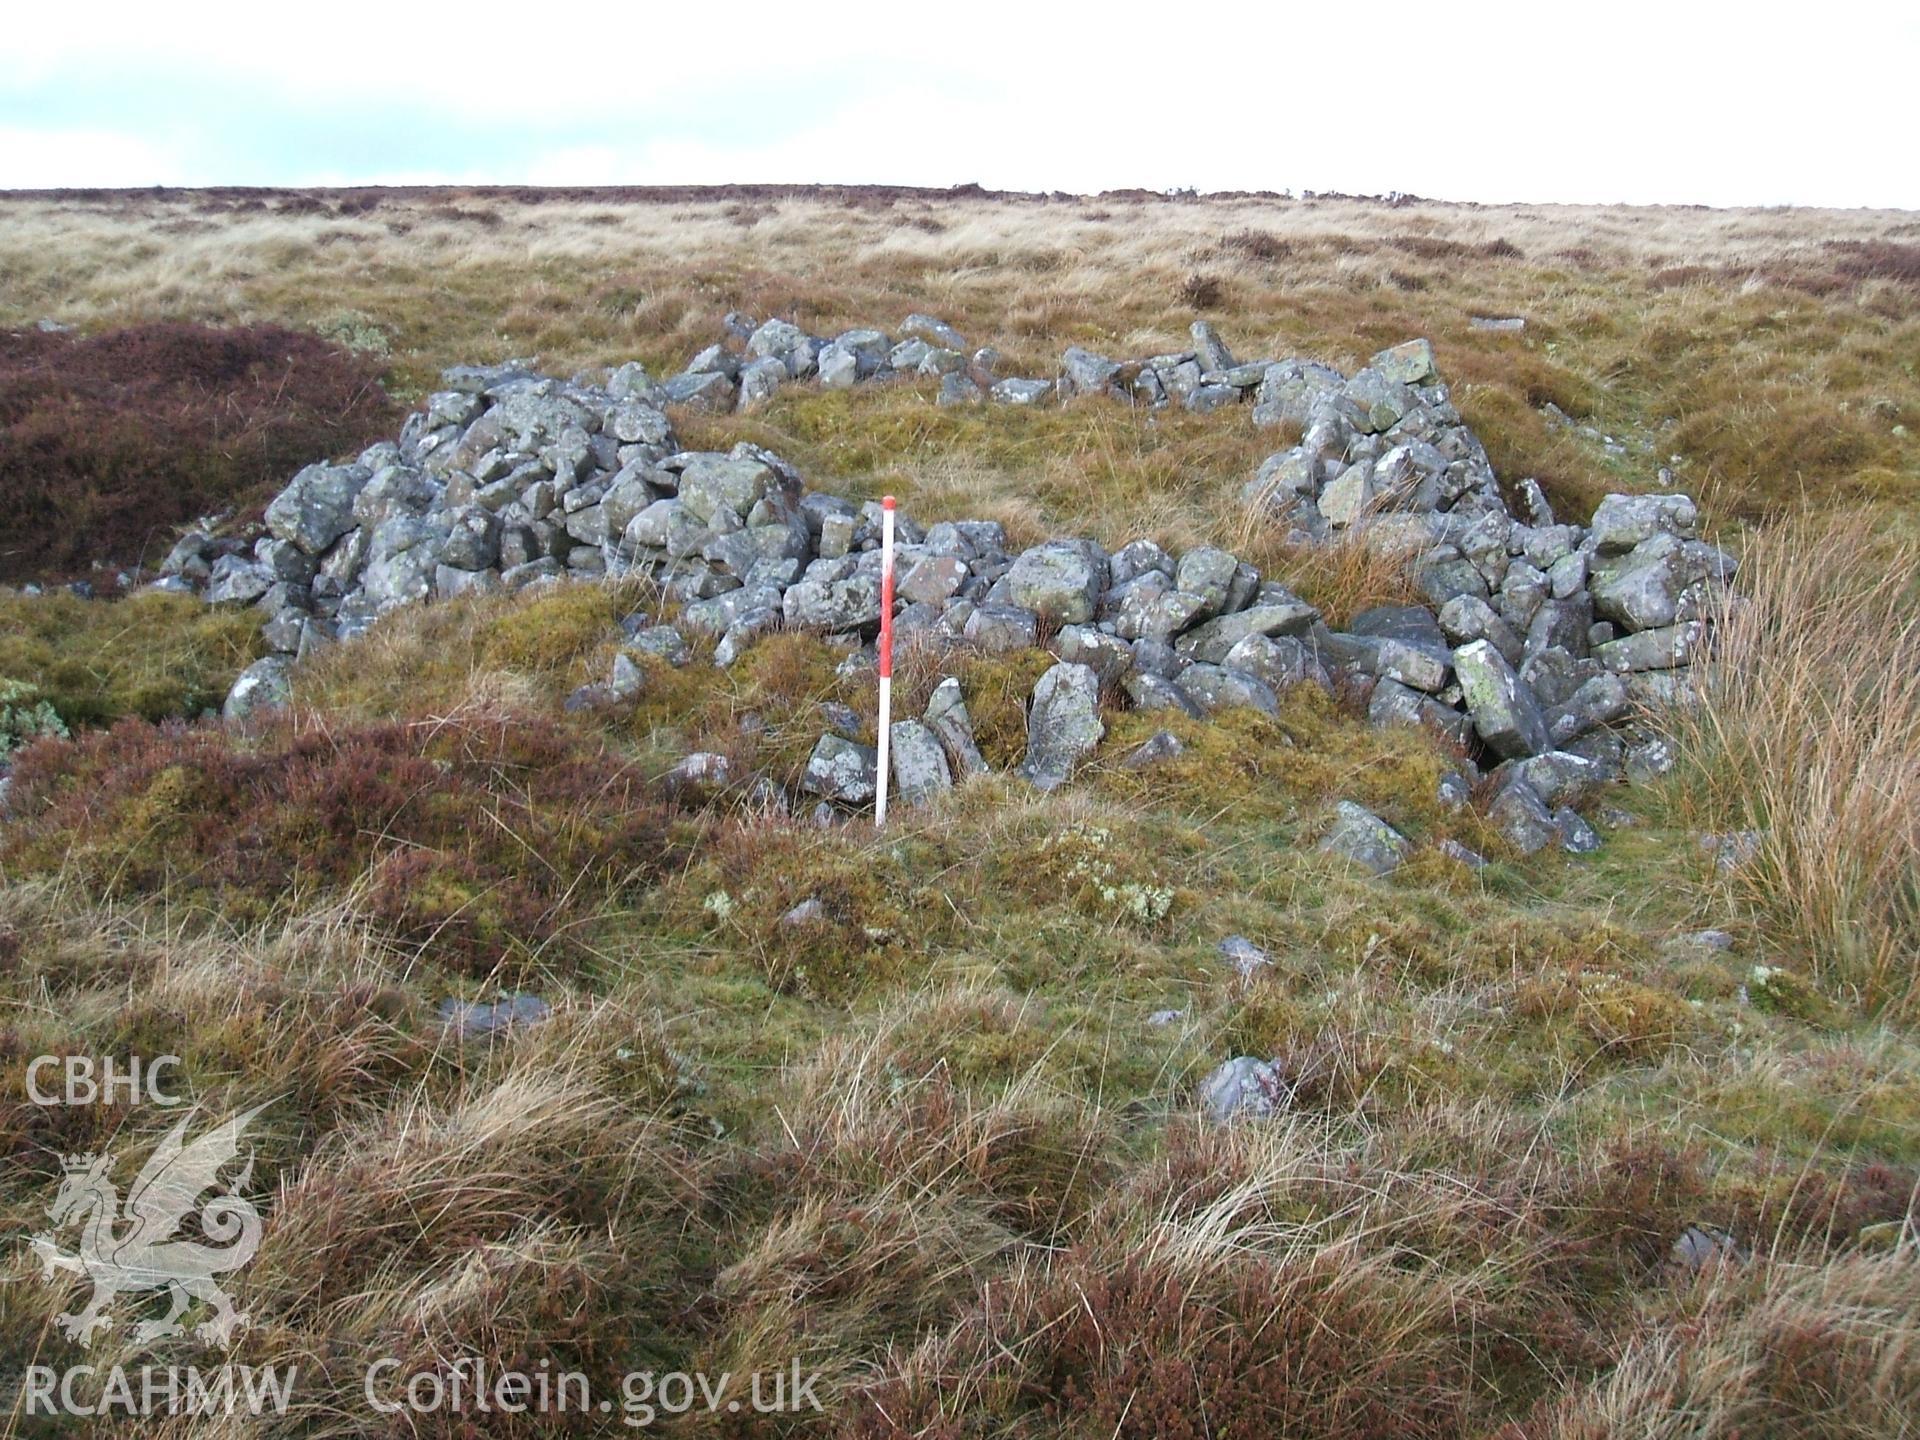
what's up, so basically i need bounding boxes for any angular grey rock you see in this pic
[736,356,786,409]
[660,370,735,412]
[1438,594,1525,666]
[901,313,966,350]
[665,751,733,791]
[1199,1056,1291,1123]
[1498,751,1608,809]
[1003,540,1106,624]
[747,318,808,364]
[1318,464,1376,527]
[1594,621,1707,673]
[1217,935,1272,978]
[1108,538,1174,587]
[439,992,550,1042]
[783,569,882,633]
[1488,777,1558,855]
[1172,546,1240,618]
[1123,671,1205,718]
[1368,677,1473,746]
[1191,320,1236,372]
[625,624,688,666]
[1124,729,1187,768]
[1589,493,1698,553]
[964,603,1040,653]
[1671,1225,1747,1271]
[889,719,953,805]
[223,655,293,722]
[266,463,371,555]
[990,377,1053,405]
[1454,639,1551,758]
[1105,574,1210,643]
[1555,808,1602,854]
[1371,638,1451,693]
[1701,830,1764,872]
[1369,338,1437,385]
[1438,838,1489,871]
[678,454,775,524]
[1059,346,1121,397]
[817,342,861,389]
[1625,736,1675,784]
[1177,664,1280,718]
[938,372,982,406]
[1055,624,1134,683]
[1221,634,1324,696]
[889,338,932,372]
[1344,367,1418,432]
[802,734,880,805]
[1175,595,1319,663]
[1589,534,1734,632]
[924,677,989,779]
[607,397,672,445]
[1020,662,1105,791]
[608,651,646,702]
[205,556,274,605]
[1186,383,1239,415]
[441,504,500,571]
[898,555,968,607]
[1319,800,1410,876]
[780,897,827,927]
[714,608,783,667]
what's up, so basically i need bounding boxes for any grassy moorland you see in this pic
[0,188,1917,1437]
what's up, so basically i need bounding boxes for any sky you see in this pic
[2,0,1915,208]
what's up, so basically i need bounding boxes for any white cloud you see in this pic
[2,0,1915,205]
[0,127,185,188]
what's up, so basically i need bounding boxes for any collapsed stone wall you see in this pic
[174,315,1734,861]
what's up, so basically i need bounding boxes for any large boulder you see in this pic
[1199,1056,1291,1123]
[783,568,882,632]
[266,463,371,555]
[802,734,879,805]
[1454,639,1551,758]
[1002,540,1107,625]
[1060,346,1121,397]
[1020,662,1105,791]
[1588,493,1699,553]
[1369,338,1437,386]
[889,719,953,806]
[223,655,293,722]
[1589,534,1734,632]
[1173,591,1319,662]
[1177,663,1279,718]
[924,677,989,778]
[1319,801,1409,876]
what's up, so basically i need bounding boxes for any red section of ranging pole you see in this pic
[878,496,896,680]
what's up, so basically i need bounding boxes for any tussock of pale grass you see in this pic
[1667,514,1920,1014]
[1238,525,1424,625]
[1540,1251,1920,1439]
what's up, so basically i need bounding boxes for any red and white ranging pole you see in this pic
[874,496,897,828]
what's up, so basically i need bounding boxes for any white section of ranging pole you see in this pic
[874,497,897,828]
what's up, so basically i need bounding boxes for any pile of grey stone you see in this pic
[659,311,1004,412]
[185,321,1732,861]
[662,310,1363,417]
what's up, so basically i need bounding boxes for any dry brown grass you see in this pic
[3,188,1915,532]
[3,187,1919,1435]
[1666,513,1920,1014]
